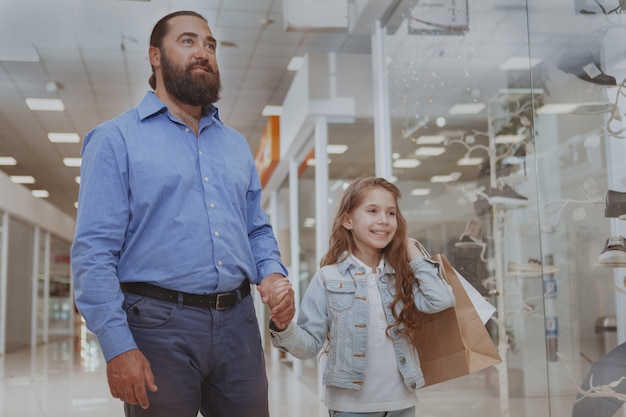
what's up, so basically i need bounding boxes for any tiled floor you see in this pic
[0,329,589,417]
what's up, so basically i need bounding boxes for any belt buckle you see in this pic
[215,292,236,310]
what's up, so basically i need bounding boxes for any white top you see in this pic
[325,255,417,412]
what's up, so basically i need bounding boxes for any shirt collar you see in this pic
[137,91,221,124]
[337,252,387,276]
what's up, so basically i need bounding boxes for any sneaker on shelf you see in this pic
[508,258,559,276]
[488,185,529,207]
[598,236,626,265]
[455,217,484,248]
[605,190,626,218]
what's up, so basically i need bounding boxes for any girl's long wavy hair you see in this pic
[320,177,421,346]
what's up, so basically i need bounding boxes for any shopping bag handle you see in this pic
[409,238,431,258]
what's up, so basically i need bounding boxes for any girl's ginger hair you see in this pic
[320,177,421,345]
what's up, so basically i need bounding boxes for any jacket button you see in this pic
[399,357,406,364]
[410,382,416,389]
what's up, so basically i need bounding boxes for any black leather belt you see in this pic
[120,279,251,310]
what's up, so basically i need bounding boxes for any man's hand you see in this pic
[106,349,158,409]
[258,273,295,330]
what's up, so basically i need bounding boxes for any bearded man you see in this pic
[71,11,294,417]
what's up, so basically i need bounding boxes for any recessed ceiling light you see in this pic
[494,134,525,144]
[536,103,579,114]
[303,217,316,228]
[63,157,82,167]
[10,175,35,184]
[415,147,445,156]
[75,176,81,184]
[262,105,282,116]
[327,144,348,154]
[416,135,445,144]
[25,98,65,111]
[411,188,431,196]
[306,158,331,166]
[0,156,17,165]
[457,157,484,166]
[499,56,543,70]
[430,172,461,183]
[393,159,421,168]
[449,103,485,115]
[31,190,49,198]
[0,45,40,62]
[48,132,80,143]
[288,56,304,71]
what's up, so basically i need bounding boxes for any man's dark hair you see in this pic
[148,11,207,89]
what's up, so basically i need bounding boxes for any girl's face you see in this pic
[342,187,398,263]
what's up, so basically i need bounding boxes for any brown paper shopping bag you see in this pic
[416,253,501,387]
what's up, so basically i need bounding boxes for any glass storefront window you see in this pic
[380,0,624,415]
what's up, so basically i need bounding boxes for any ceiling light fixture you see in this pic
[31,190,49,198]
[48,132,80,143]
[10,175,35,184]
[536,103,579,114]
[25,98,65,111]
[457,157,484,166]
[430,172,461,183]
[449,103,485,115]
[0,45,40,62]
[416,135,446,144]
[393,159,421,168]
[327,144,348,154]
[0,156,17,165]
[411,188,431,196]
[63,157,82,167]
[262,105,282,116]
[287,56,304,71]
[499,56,543,70]
[415,147,445,157]
[494,134,525,144]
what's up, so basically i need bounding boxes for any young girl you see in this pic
[269,177,456,417]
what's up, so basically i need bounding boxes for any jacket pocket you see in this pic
[326,281,355,311]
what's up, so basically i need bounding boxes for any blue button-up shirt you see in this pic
[71,92,287,361]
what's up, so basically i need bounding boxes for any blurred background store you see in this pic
[1,0,625,416]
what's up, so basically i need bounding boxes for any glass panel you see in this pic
[36,231,48,344]
[527,1,624,416]
[382,0,555,415]
[48,235,72,338]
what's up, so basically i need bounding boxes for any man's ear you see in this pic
[148,46,160,68]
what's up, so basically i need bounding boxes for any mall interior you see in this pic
[1,0,626,416]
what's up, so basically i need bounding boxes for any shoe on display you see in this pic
[605,190,626,218]
[557,49,617,86]
[455,217,484,248]
[488,185,529,207]
[508,258,559,276]
[598,236,626,265]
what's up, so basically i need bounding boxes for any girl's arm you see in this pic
[268,271,330,360]
[407,238,456,313]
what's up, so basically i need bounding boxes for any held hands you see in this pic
[106,349,158,409]
[258,273,295,330]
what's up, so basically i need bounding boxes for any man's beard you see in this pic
[160,50,222,106]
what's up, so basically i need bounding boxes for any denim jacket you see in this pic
[269,254,455,392]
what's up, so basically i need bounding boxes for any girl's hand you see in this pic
[407,238,427,261]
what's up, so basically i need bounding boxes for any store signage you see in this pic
[254,116,280,188]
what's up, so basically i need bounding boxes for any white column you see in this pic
[289,158,303,377]
[372,21,393,179]
[0,211,8,355]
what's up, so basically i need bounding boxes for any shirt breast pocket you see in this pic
[326,281,355,312]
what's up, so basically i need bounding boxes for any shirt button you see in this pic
[218,261,223,266]
[199,150,203,155]
[214,231,220,237]
[185,127,190,132]
[210,203,215,208]
[203,177,209,182]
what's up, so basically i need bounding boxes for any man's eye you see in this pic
[182,38,193,45]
